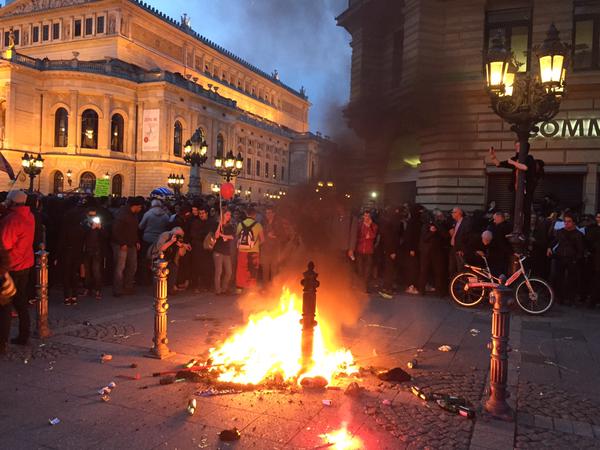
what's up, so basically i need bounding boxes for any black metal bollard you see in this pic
[300,261,319,372]
[485,283,514,420]
[34,243,51,339]
[147,253,174,359]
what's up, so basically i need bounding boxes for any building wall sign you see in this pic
[142,109,159,152]
[536,119,600,139]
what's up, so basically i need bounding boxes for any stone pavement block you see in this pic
[243,414,305,445]
[593,424,600,438]
[572,420,594,437]
[552,417,573,434]
[470,419,514,450]
[517,412,534,427]
[534,414,554,430]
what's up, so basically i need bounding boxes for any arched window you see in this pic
[110,113,124,152]
[52,171,64,193]
[265,162,269,178]
[79,171,96,193]
[112,174,123,196]
[173,121,183,157]
[81,109,98,149]
[54,108,68,147]
[217,133,224,156]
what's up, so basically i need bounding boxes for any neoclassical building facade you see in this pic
[0,0,328,198]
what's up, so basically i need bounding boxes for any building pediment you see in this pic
[0,0,99,18]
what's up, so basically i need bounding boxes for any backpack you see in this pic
[238,220,257,250]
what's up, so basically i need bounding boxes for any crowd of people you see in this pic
[0,184,598,355]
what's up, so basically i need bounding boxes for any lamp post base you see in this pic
[145,348,176,360]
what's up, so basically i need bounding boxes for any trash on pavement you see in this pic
[48,418,60,426]
[196,388,241,397]
[469,329,480,336]
[159,376,185,385]
[438,345,452,352]
[218,428,241,442]
[187,398,197,415]
[130,363,138,369]
[410,385,430,401]
[344,382,362,396]
[184,358,198,368]
[382,399,392,405]
[83,321,92,326]
[301,376,328,389]
[100,353,113,363]
[322,399,332,406]
[100,394,110,402]
[407,359,417,369]
[377,367,411,382]
[116,373,140,381]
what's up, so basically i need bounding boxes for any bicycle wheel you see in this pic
[515,277,554,315]
[450,272,486,307]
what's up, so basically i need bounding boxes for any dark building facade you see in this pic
[338,0,600,214]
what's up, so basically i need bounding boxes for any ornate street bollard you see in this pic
[34,243,51,339]
[147,253,174,359]
[300,261,319,372]
[485,282,514,420]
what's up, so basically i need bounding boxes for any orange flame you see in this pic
[319,423,363,449]
[208,288,356,385]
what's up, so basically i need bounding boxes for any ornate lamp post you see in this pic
[183,128,208,195]
[485,23,568,261]
[215,149,243,182]
[167,173,185,196]
[21,153,44,192]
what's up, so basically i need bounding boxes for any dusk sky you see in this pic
[0,0,353,135]
[154,0,352,136]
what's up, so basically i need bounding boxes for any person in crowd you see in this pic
[465,230,506,277]
[213,209,235,295]
[186,204,213,293]
[403,204,422,294]
[349,210,378,293]
[378,207,403,299]
[55,197,86,305]
[418,215,449,297]
[81,208,106,300]
[0,190,34,346]
[448,207,471,277]
[261,206,285,285]
[235,206,263,292]
[150,227,190,294]
[487,211,512,275]
[548,213,584,305]
[585,212,600,308]
[139,199,170,283]
[329,202,355,262]
[0,242,15,355]
[111,197,143,297]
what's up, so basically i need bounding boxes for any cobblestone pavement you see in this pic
[1,289,600,449]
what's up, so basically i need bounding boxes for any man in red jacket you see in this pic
[0,190,35,349]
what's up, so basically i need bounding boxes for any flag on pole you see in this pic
[0,152,15,180]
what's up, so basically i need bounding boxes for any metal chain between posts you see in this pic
[147,253,174,359]
[34,243,51,339]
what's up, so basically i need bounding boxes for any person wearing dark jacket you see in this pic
[56,200,86,305]
[403,205,422,294]
[111,197,143,297]
[0,190,35,346]
[418,219,449,297]
[82,208,107,300]
[377,208,403,299]
[185,204,213,292]
[449,207,471,277]
[548,213,584,305]
[486,212,512,276]
[585,212,600,308]
[465,230,506,277]
[0,242,15,354]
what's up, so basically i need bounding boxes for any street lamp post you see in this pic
[485,24,568,264]
[21,153,44,192]
[167,173,185,197]
[183,128,208,195]
[215,149,243,182]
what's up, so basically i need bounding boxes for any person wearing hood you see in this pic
[0,190,35,348]
[139,199,169,284]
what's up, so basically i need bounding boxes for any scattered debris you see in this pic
[410,385,475,419]
[218,428,241,442]
[116,373,140,381]
[185,358,199,369]
[365,323,398,331]
[130,363,138,369]
[98,381,116,396]
[83,321,92,326]
[196,388,241,397]
[438,345,452,352]
[187,398,197,416]
[382,399,392,406]
[100,353,112,363]
[344,382,362,397]
[100,394,110,402]
[322,399,333,406]
[48,418,60,426]
[159,376,185,385]
[407,359,417,369]
[469,329,480,336]
[301,376,328,389]
[377,367,411,382]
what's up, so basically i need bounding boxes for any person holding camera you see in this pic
[150,227,190,294]
[82,208,106,300]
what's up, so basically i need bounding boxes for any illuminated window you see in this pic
[110,114,124,152]
[54,108,68,147]
[485,9,531,72]
[53,171,64,194]
[81,109,98,149]
[112,174,123,196]
[573,16,600,70]
[80,171,96,192]
[173,121,183,157]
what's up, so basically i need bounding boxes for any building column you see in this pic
[68,90,78,153]
[99,94,111,151]
[4,81,16,150]
[584,163,598,214]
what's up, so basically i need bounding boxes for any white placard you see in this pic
[142,109,160,152]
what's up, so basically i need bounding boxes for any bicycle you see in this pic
[449,254,554,315]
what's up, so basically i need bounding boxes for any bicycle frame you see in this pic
[464,255,527,288]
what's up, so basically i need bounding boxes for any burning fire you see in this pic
[319,423,363,449]
[208,288,356,385]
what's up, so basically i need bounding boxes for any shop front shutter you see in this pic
[486,173,513,213]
